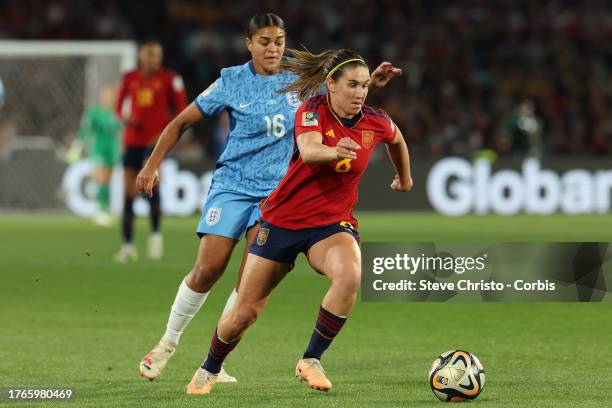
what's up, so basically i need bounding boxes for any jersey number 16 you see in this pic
[264,114,286,138]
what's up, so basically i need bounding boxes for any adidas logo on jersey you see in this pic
[325,129,336,138]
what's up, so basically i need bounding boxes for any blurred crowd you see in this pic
[0,0,610,158]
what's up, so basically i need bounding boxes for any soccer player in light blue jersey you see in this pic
[135,13,401,382]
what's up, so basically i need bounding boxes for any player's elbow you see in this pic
[301,154,317,164]
[298,145,315,164]
[169,115,190,136]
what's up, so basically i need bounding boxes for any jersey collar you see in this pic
[247,60,256,76]
[326,94,364,128]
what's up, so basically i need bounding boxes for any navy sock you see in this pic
[303,306,347,360]
[202,329,240,374]
[148,186,161,233]
[122,196,134,243]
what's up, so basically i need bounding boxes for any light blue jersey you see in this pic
[195,61,301,197]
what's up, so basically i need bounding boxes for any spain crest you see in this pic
[256,228,270,246]
[361,130,374,148]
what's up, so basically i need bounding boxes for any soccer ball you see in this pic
[429,350,485,402]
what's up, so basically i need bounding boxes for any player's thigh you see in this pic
[307,232,361,287]
[190,234,238,280]
[235,223,259,291]
[234,253,291,311]
[122,148,144,197]
[219,254,290,339]
[123,168,138,197]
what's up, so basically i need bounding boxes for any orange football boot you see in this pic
[295,358,332,392]
[186,367,218,395]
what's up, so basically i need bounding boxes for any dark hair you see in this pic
[247,13,285,38]
[279,48,368,101]
[139,39,162,49]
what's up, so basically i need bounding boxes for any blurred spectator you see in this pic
[0,0,610,158]
[501,100,542,157]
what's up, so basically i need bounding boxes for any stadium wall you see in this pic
[7,153,608,216]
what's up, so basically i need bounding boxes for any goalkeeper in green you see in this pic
[75,85,122,225]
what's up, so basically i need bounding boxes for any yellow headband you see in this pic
[326,58,365,79]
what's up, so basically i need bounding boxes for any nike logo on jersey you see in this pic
[325,129,336,138]
[239,102,255,108]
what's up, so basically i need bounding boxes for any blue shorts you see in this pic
[196,189,264,240]
[248,219,360,265]
[122,146,153,171]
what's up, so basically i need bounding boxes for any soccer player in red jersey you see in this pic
[185,48,412,395]
[114,40,187,262]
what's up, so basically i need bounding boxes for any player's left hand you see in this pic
[137,166,160,197]
[370,62,402,88]
[390,174,413,192]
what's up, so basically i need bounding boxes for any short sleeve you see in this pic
[382,112,397,143]
[294,101,323,139]
[195,76,228,118]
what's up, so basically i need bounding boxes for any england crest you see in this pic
[256,228,270,245]
[205,207,222,225]
[286,92,301,108]
[361,130,374,149]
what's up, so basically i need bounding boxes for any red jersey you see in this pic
[115,68,187,147]
[262,95,396,230]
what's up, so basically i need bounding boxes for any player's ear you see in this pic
[245,37,253,53]
[326,78,336,94]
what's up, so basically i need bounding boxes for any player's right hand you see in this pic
[335,137,361,160]
[137,166,159,197]
[390,174,413,192]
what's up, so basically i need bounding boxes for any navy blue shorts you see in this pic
[122,146,154,171]
[248,219,360,265]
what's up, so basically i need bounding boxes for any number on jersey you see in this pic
[264,114,286,138]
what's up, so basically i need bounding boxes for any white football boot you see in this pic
[114,244,138,263]
[139,338,177,380]
[217,365,237,383]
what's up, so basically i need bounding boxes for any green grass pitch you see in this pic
[1,213,611,407]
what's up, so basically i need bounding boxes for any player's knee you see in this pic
[188,262,225,291]
[333,265,361,295]
[230,304,260,332]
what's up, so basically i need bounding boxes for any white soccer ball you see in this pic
[429,350,485,402]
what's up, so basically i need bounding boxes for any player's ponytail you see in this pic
[280,48,367,101]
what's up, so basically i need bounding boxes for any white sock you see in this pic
[221,288,238,317]
[163,280,208,344]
